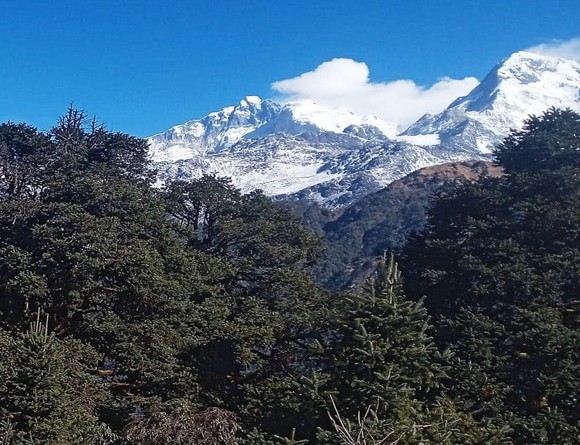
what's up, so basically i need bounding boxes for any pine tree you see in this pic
[163,175,333,418]
[123,402,240,445]
[0,112,336,439]
[318,255,509,444]
[402,109,580,444]
[327,255,447,417]
[0,312,113,445]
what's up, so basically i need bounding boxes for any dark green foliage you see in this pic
[164,175,322,273]
[495,107,580,174]
[403,168,580,316]
[0,106,577,445]
[0,112,275,443]
[0,314,113,445]
[325,255,448,417]
[0,122,51,200]
[402,108,580,444]
[0,115,218,411]
[0,111,222,430]
[0,110,335,442]
[163,175,334,436]
[287,161,502,290]
[282,199,337,239]
[124,403,240,445]
[317,255,509,444]
[311,186,428,290]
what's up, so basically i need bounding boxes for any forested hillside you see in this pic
[290,160,503,290]
[0,108,578,445]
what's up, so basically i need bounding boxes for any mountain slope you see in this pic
[403,51,580,153]
[149,96,281,162]
[305,160,504,290]
[149,98,486,207]
[149,97,400,163]
[149,97,462,206]
[148,51,580,208]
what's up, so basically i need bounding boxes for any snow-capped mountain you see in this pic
[149,97,416,207]
[149,97,400,163]
[148,51,580,208]
[149,96,281,162]
[404,51,580,153]
[149,98,467,207]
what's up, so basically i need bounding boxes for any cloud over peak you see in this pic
[526,37,580,62]
[271,58,479,128]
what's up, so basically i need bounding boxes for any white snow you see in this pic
[282,100,400,137]
[476,138,494,154]
[404,51,580,155]
[465,52,580,137]
[149,51,580,208]
[395,134,440,146]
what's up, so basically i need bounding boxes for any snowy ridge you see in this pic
[247,100,401,139]
[404,51,580,153]
[149,97,281,162]
[149,97,400,163]
[148,51,580,208]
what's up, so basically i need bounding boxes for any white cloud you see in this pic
[526,37,580,62]
[271,58,479,127]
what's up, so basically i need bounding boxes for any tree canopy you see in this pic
[0,107,578,445]
[0,109,333,444]
[402,108,580,444]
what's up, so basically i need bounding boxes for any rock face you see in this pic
[148,51,580,208]
[403,51,580,153]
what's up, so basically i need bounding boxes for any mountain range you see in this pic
[148,51,580,208]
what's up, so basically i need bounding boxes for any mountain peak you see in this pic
[501,49,579,65]
[494,50,580,84]
[283,100,400,137]
[149,96,401,164]
[239,95,263,106]
[149,51,580,208]
[502,50,553,64]
[404,50,580,153]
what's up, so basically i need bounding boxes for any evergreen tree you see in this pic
[0,312,113,445]
[317,255,509,445]
[0,111,224,429]
[495,107,580,174]
[326,254,448,418]
[0,111,335,440]
[0,122,51,200]
[124,403,240,445]
[402,108,580,444]
[163,175,335,437]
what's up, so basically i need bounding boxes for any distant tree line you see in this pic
[0,107,578,444]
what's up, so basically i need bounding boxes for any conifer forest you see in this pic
[0,108,579,444]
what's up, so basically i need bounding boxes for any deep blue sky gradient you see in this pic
[0,0,578,136]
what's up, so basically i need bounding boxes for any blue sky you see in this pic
[0,0,579,136]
